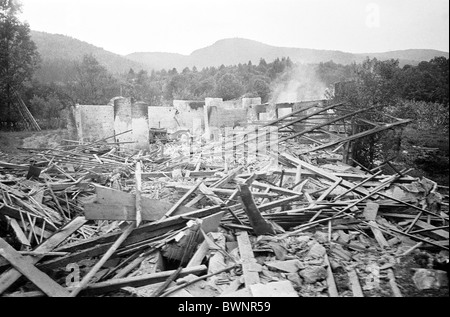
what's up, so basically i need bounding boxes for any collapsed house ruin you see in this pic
[0,89,448,298]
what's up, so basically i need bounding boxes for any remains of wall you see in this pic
[74,104,115,143]
[114,98,134,148]
[132,102,150,150]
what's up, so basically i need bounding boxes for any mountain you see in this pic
[30,31,146,75]
[30,32,449,77]
[127,38,449,70]
[126,52,190,72]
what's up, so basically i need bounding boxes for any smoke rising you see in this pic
[269,64,328,104]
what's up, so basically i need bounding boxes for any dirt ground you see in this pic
[0,129,69,156]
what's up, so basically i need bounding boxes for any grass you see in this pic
[0,129,69,155]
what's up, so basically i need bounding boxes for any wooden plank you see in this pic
[387,269,402,297]
[69,223,136,297]
[236,231,260,287]
[0,161,29,170]
[199,183,224,205]
[348,269,364,297]
[94,185,193,214]
[6,216,31,247]
[369,221,390,248]
[84,186,195,221]
[324,254,339,297]
[414,220,449,239]
[135,161,143,226]
[160,181,202,220]
[141,171,217,178]
[0,238,70,297]
[187,241,209,268]
[169,184,278,199]
[84,265,207,296]
[84,204,165,221]
[43,207,223,270]
[281,154,370,197]
[0,216,87,294]
[238,184,275,235]
[298,119,412,154]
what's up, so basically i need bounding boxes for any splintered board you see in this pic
[84,186,195,221]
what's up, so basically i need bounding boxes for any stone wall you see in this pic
[74,105,115,143]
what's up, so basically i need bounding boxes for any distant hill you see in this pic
[127,38,449,70]
[31,31,146,76]
[30,32,449,79]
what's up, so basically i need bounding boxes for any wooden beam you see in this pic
[135,161,143,226]
[236,231,260,287]
[348,269,364,297]
[238,184,275,235]
[69,223,136,297]
[413,220,449,240]
[0,216,87,294]
[0,238,70,297]
[84,186,195,221]
[5,216,31,247]
[299,119,412,154]
[160,181,202,221]
[324,254,339,297]
[42,207,223,270]
[84,265,207,295]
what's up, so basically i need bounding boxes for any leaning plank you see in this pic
[281,154,370,197]
[187,241,209,267]
[160,181,202,221]
[43,207,223,270]
[238,184,275,235]
[0,216,87,294]
[199,183,224,205]
[135,161,143,226]
[83,265,207,296]
[94,185,194,215]
[141,171,216,178]
[324,254,339,297]
[369,221,390,248]
[236,231,260,287]
[298,119,412,154]
[414,220,449,240]
[0,238,70,297]
[84,194,195,222]
[387,269,402,297]
[6,216,31,247]
[169,184,278,199]
[69,223,136,297]
[347,269,364,297]
[84,204,175,222]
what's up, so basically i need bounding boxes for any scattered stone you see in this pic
[265,259,303,273]
[412,269,449,290]
[286,273,303,288]
[299,266,328,284]
[306,243,327,259]
[314,231,329,244]
[250,281,299,297]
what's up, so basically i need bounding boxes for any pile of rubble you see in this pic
[0,129,448,297]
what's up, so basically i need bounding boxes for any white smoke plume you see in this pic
[269,64,328,104]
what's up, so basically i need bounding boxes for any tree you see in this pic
[250,75,271,102]
[0,0,40,124]
[68,54,118,104]
[215,73,244,101]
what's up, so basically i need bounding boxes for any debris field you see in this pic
[0,104,448,298]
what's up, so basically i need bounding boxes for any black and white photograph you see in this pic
[0,0,448,301]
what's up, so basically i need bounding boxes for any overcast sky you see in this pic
[19,0,449,56]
